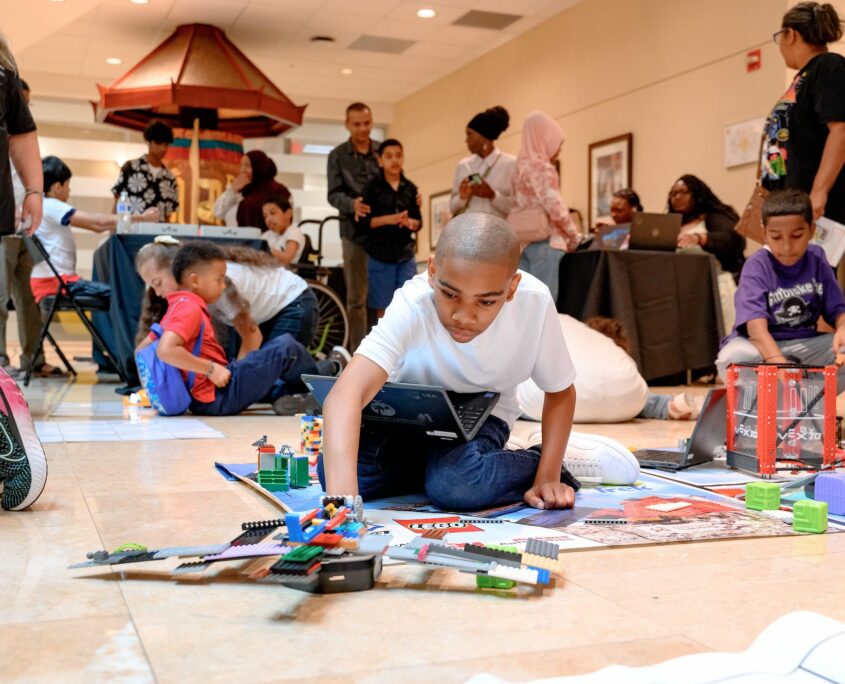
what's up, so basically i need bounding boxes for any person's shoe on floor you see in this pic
[316,345,351,377]
[0,416,48,511]
[272,392,321,416]
[562,432,640,485]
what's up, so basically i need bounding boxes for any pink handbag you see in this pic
[507,207,552,246]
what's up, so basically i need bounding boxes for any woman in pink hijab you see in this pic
[509,111,579,303]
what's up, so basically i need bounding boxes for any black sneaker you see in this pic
[322,346,351,376]
[272,393,321,416]
[0,412,48,511]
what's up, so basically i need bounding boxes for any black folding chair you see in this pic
[23,235,128,387]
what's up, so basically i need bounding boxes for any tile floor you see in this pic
[3,343,845,684]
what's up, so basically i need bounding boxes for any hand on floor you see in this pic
[524,481,575,510]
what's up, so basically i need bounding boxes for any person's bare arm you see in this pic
[71,206,159,233]
[231,310,262,359]
[524,384,577,509]
[156,330,231,387]
[746,318,787,363]
[9,131,42,235]
[322,355,388,495]
[370,212,405,228]
[270,240,299,266]
[810,122,845,220]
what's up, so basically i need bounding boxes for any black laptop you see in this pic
[628,212,682,251]
[588,223,631,251]
[301,375,500,442]
[634,388,726,470]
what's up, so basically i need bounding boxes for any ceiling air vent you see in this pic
[347,35,415,54]
[452,10,522,30]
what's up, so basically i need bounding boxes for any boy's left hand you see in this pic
[524,481,575,510]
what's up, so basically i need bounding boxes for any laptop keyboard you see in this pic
[455,404,485,432]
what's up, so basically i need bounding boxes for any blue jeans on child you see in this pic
[367,256,416,310]
[190,333,318,416]
[259,288,317,349]
[519,239,563,304]
[317,414,581,511]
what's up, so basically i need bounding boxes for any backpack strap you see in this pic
[184,320,206,390]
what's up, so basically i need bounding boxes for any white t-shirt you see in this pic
[216,261,309,324]
[32,197,77,278]
[263,224,306,264]
[449,150,517,219]
[355,271,576,429]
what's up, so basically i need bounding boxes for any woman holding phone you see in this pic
[449,106,516,218]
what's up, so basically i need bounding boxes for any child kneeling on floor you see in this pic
[140,241,343,416]
[319,213,580,511]
[716,188,845,390]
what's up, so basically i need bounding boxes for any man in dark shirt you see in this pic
[360,139,421,317]
[327,102,380,351]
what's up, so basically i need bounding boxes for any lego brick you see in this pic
[425,544,501,570]
[270,559,322,576]
[311,533,342,546]
[584,518,627,524]
[793,499,829,534]
[153,545,229,559]
[814,473,845,515]
[241,519,285,531]
[201,544,291,562]
[745,482,782,511]
[486,563,539,585]
[172,561,211,574]
[524,538,560,559]
[283,545,325,563]
[476,575,516,590]
[357,535,393,555]
[462,544,523,566]
[522,553,564,576]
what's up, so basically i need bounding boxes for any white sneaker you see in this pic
[563,432,639,485]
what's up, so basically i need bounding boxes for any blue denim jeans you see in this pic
[519,239,563,304]
[259,288,317,349]
[317,414,580,511]
[367,256,417,310]
[190,333,318,416]
[638,392,671,420]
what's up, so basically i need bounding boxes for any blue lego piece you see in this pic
[814,472,845,516]
[535,568,551,585]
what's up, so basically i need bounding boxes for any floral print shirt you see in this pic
[112,155,179,219]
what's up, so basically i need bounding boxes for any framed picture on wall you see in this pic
[429,190,452,250]
[588,133,633,227]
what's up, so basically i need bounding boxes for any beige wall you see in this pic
[392,0,797,256]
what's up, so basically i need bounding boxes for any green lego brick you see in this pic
[745,482,782,511]
[290,457,310,489]
[284,545,325,562]
[476,574,516,590]
[256,471,289,492]
[792,500,828,534]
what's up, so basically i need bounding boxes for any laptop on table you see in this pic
[301,375,500,442]
[633,388,726,470]
[588,223,631,251]
[628,212,682,251]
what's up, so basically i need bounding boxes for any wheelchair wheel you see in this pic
[308,281,349,356]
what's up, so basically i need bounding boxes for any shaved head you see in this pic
[435,213,520,272]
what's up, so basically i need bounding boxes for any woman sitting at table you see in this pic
[213,151,291,232]
[134,238,317,357]
[667,174,746,279]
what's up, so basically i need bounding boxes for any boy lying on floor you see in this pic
[317,213,580,511]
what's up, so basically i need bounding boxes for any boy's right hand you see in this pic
[353,197,371,220]
[208,362,231,388]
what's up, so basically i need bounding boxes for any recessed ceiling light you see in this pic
[129,0,149,4]
[340,68,353,75]
[49,0,65,3]
[105,57,123,65]
[417,8,436,19]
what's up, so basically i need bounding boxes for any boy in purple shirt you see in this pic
[716,189,845,391]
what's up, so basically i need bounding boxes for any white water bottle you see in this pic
[116,191,131,234]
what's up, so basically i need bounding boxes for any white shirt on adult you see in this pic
[355,270,575,429]
[213,186,241,227]
[262,224,306,264]
[217,261,308,325]
[449,149,516,219]
[31,197,77,277]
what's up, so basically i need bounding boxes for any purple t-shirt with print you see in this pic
[727,244,845,344]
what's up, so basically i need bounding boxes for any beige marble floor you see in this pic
[3,343,845,684]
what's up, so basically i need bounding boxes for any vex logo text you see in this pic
[396,516,483,534]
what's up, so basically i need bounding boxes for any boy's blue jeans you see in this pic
[317,415,580,512]
[259,288,317,349]
[190,333,317,416]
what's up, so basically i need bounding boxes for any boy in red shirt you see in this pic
[146,241,343,415]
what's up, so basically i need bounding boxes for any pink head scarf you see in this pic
[516,111,562,165]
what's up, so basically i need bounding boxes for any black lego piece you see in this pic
[231,519,285,546]
[462,544,523,566]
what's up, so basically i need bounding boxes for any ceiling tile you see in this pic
[165,0,245,29]
[320,0,405,19]
[419,24,498,46]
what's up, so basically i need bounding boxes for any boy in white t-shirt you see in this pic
[31,156,158,304]
[319,213,580,511]
[261,196,306,267]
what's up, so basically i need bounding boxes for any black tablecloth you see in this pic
[557,250,724,381]
[92,234,266,385]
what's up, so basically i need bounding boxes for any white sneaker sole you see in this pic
[564,431,639,486]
